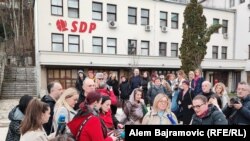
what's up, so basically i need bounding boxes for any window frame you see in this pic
[212,46,219,59]
[92,36,103,54]
[68,0,79,18]
[222,20,228,34]
[128,7,137,24]
[92,2,103,21]
[213,18,220,33]
[141,9,149,25]
[171,13,179,29]
[107,38,117,54]
[128,39,137,55]
[221,46,227,59]
[171,43,178,57]
[51,0,63,16]
[160,11,168,27]
[107,4,117,22]
[51,33,64,52]
[159,42,167,56]
[68,35,80,52]
[141,40,149,56]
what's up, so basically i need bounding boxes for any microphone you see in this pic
[56,114,66,136]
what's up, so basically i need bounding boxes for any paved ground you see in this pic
[0,99,19,141]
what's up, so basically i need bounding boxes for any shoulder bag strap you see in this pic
[75,115,93,140]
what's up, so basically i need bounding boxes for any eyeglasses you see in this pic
[159,100,168,104]
[98,78,104,80]
[192,103,205,109]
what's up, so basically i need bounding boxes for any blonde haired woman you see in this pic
[53,87,79,131]
[212,82,229,108]
[142,93,178,125]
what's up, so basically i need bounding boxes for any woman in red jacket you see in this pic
[67,92,117,141]
[100,96,124,131]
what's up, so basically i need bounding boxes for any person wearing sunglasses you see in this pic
[190,95,228,125]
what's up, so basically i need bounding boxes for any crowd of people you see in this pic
[5,68,250,141]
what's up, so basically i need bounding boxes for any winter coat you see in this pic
[107,79,119,96]
[177,88,195,124]
[123,89,145,125]
[191,105,228,125]
[142,110,178,125]
[148,85,168,106]
[129,75,142,93]
[100,109,114,129]
[41,95,56,135]
[20,128,49,141]
[223,95,250,125]
[5,107,24,141]
[67,113,112,141]
[119,80,130,100]
[191,77,204,95]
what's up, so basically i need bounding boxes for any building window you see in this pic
[51,0,63,16]
[141,41,149,56]
[52,33,63,51]
[128,7,137,24]
[68,0,79,18]
[92,37,103,53]
[159,42,167,56]
[222,20,228,34]
[107,38,116,54]
[171,13,178,29]
[128,40,137,55]
[160,11,168,27]
[171,43,178,57]
[92,2,102,20]
[229,0,235,7]
[107,4,117,21]
[221,46,227,59]
[212,46,218,59]
[240,0,245,3]
[68,35,79,52]
[141,9,149,25]
[213,18,219,33]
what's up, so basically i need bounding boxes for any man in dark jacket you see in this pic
[191,95,228,125]
[41,81,63,135]
[119,76,130,107]
[223,81,250,125]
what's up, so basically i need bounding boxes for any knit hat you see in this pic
[101,96,110,104]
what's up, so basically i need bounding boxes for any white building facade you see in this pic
[34,0,247,96]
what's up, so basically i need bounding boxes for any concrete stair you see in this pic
[1,67,37,98]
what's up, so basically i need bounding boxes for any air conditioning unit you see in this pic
[248,4,250,9]
[108,21,117,28]
[161,26,168,33]
[223,33,228,39]
[145,25,151,31]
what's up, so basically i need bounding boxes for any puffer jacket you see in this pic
[191,105,228,125]
[6,107,24,141]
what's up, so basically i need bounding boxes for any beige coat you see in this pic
[20,128,55,141]
[142,110,178,125]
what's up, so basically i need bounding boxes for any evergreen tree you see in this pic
[179,0,222,74]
